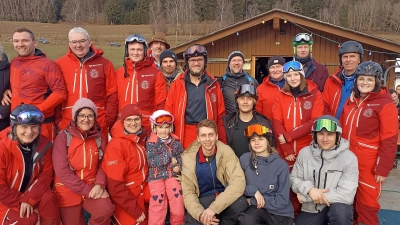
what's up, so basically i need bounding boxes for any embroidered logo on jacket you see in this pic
[303,101,312,110]
[89,64,102,67]
[141,80,149,89]
[90,69,99,78]
[211,93,217,103]
[363,108,373,117]
[107,160,117,165]
[142,74,154,77]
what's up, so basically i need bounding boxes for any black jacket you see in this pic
[0,52,10,131]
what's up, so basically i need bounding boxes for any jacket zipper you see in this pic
[317,151,324,188]
[323,172,328,189]
[16,146,26,192]
[11,170,19,189]
[208,159,218,197]
[89,149,93,170]
[293,98,297,154]
[78,54,95,98]
[125,79,130,102]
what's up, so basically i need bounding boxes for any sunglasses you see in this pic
[312,119,342,133]
[15,111,44,124]
[183,44,207,58]
[244,124,273,138]
[235,84,256,96]
[154,114,174,125]
[283,61,303,73]
[294,33,312,43]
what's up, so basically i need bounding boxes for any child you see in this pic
[238,123,294,225]
[146,110,185,225]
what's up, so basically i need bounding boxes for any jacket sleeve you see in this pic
[216,86,227,144]
[0,150,22,208]
[375,103,399,176]
[272,94,295,156]
[255,86,263,115]
[20,145,54,207]
[154,72,167,110]
[37,61,67,115]
[290,149,314,203]
[52,132,93,197]
[105,62,118,128]
[263,163,292,211]
[181,159,204,222]
[171,141,184,168]
[285,91,324,142]
[102,140,143,219]
[324,153,359,204]
[322,79,332,115]
[209,146,245,214]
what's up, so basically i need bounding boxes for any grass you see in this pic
[0,21,200,68]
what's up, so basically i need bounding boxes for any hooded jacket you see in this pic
[165,71,227,145]
[0,52,10,130]
[0,128,53,220]
[240,152,294,218]
[272,80,324,161]
[52,122,107,207]
[181,140,245,222]
[256,76,282,120]
[291,139,359,213]
[322,68,343,117]
[56,45,118,134]
[10,49,66,118]
[341,88,398,177]
[220,67,259,115]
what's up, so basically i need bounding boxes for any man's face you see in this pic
[188,56,205,77]
[296,44,310,58]
[15,124,40,144]
[197,126,218,152]
[391,92,399,104]
[317,131,337,151]
[161,57,176,75]
[341,53,360,74]
[13,32,37,57]
[229,56,244,74]
[128,42,145,63]
[268,64,284,81]
[123,115,142,134]
[396,86,400,95]
[69,32,91,58]
[150,41,166,59]
[237,96,255,113]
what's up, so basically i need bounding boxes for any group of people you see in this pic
[0,26,397,225]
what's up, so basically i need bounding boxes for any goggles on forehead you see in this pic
[283,61,303,73]
[13,111,44,124]
[183,44,207,58]
[244,124,273,138]
[312,119,342,133]
[235,84,256,96]
[125,34,147,45]
[294,33,312,43]
[154,114,174,125]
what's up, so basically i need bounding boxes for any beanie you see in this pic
[267,56,286,69]
[121,104,141,121]
[228,50,245,65]
[160,49,177,65]
[71,98,98,122]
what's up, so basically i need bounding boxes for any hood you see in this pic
[351,87,391,104]
[0,52,9,70]
[224,66,247,78]
[310,138,349,163]
[110,120,141,143]
[67,45,103,61]
[16,48,46,62]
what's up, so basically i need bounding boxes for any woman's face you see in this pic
[357,75,375,95]
[76,108,95,131]
[15,124,40,144]
[123,115,142,134]
[250,135,269,154]
[286,71,301,88]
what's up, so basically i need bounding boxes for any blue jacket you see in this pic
[240,152,294,218]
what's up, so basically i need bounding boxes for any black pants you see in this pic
[295,203,354,225]
[185,195,248,225]
[237,205,293,225]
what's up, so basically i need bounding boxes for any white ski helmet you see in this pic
[149,110,174,132]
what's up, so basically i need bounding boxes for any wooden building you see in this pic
[171,9,400,88]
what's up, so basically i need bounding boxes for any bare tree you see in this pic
[62,0,83,25]
[165,0,180,44]
[149,0,163,33]
[216,0,234,29]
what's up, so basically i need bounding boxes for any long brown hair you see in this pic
[353,77,381,98]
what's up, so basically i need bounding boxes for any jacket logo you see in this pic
[269,185,274,190]
[141,80,149,89]
[89,64,102,67]
[90,69,99,78]
[211,93,217,103]
[303,101,312,110]
[367,104,380,107]
[208,86,216,91]
[107,160,117,165]
[363,108,373,117]
[142,74,154,77]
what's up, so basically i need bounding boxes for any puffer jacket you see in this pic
[256,76,281,120]
[181,140,245,222]
[220,67,259,115]
[291,139,359,213]
[341,88,398,177]
[0,52,10,131]
[52,122,107,207]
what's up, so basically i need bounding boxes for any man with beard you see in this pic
[293,33,329,92]
[223,84,274,158]
[148,32,170,69]
[165,44,227,149]
[159,49,182,91]
[220,51,258,115]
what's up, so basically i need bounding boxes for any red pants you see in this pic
[60,197,114,225]
[183,124,198,149]
[4,189,60,225]
[148,178,184,225]
[41,122,56,142]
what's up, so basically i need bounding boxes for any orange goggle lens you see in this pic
[155,115,174,124]
[244,124,272,138]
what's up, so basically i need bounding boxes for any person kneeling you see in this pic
[291,115,359,225]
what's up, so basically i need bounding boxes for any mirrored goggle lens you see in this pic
[185,45,207,56]
[155,115,174,124]
[312,119,340,132]
[18,111,44,124]
[244,124,272,138]
[126,35,146,43]
[294,33,311,43]
[236,84,255,96]
[283,61,303,73]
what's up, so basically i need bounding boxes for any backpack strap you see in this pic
[246,75,254,85]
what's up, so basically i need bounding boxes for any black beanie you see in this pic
[228,50,245,64]
[267,56,286,69]
[160,49,177,65]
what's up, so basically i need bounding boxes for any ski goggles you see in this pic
[244,124,273,138]
[154,114,174,125]
[183,44,207,58]
[13,110,44,124]
[283,61,303,73]
[294,33,312,43]
[125,34,147,45]
[235,84,256,97]
[312,119,342,133]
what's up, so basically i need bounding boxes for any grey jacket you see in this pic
[290,139,358,213]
